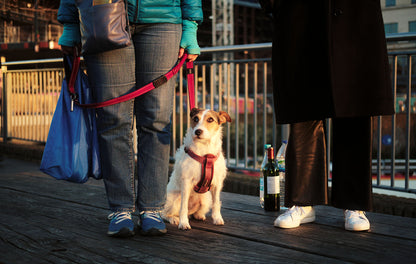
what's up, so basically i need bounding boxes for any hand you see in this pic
[61,44,81,56]
[178,48,198,62]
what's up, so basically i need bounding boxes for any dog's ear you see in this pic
[218,111,232,124]
[190,108,200,118]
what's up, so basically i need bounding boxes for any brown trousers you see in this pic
[285,117,373,211]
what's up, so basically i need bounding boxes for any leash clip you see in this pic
[70,93,78,112]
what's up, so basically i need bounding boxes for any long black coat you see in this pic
[272,0,394,124]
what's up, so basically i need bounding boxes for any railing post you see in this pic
[1,56,7,142]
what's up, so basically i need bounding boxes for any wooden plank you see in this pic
[220,192,416,239]
[0,188,344,264]
[1,158,416,264]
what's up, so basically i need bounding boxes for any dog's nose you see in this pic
[195,129,203,136]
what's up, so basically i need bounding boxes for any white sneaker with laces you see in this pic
[344,210,370,231]
[274,206,316,228]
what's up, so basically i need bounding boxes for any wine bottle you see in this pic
[276,140,287,209]
[259,144,271,208]
[263,147,280,211]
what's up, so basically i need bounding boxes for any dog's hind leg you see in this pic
[193,192,212,221]
[162,192,181,225]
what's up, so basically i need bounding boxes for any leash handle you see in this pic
[69,53,194,109]
[186,60,196,110]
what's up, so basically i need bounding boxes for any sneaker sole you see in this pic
[107,227,135,238]
[345,224,370,232]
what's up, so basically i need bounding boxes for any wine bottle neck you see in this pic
[267,147,274,160]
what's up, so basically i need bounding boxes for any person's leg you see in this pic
[275,120,328,228]
[331,117,373,210]
[131,23,181,235]
[84,45,136,237]
[331,117,372,231]
[285,120,328,206]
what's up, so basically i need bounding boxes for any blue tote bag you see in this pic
[40,55,102,183]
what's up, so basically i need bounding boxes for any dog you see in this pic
[162,108,232,230]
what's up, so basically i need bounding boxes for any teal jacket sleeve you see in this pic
[180,0,202,55]
[180,20,200,55]
[57,0,81,47]
[181,0,203,24]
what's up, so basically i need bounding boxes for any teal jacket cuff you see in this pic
[58,23,81,47]
[180,20,200,55]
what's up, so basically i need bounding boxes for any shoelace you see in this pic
[108,211,132,224]
[141,211,162,222]
[284,206,303,216]
[345,210,366,219]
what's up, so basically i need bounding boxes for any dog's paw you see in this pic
[192,213,206,221]
[178,221,192,230]
[213,216,224,226]
[167,216,179,225]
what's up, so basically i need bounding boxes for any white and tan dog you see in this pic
[163,108,232,230]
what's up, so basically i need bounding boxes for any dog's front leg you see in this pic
[178,181,192,230]
[210,184,224,225]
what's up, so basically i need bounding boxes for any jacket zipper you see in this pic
[134,0,139,23]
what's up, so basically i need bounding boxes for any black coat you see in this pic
[271,0,394,124]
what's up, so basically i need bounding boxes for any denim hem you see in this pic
[138,207,164,213]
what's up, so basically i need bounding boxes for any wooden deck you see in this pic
[1,157,416,264]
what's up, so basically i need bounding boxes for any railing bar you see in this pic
[404,54,412,190]
[219,63,223,111]
[202,65,206,108]
[377,116,382,186]
[226,63,231,167]
[235,63,240,168]
[263,63,267,151]
[253,62,258,169]
[391,55,398,187]
[210,64,215,110]
[244,63,249,167]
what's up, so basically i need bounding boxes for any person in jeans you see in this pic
[265,0,394,231]
[57,0,202,237]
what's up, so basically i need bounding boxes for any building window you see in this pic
[384,23,398,34]
[386,0,396,7]
[409,21,416,32]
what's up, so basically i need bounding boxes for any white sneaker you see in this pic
[274,206,316,229]
[344,210,370,231]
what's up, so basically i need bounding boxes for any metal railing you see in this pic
[1,33,415,194]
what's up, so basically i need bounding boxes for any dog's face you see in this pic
[190,108,232,140]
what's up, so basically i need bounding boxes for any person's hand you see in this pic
[61,44,81,56]
[178,48,198,62]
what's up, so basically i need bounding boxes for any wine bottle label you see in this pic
[260,177,264,197]
[267,176,279,194]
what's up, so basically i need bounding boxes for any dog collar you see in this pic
[184,147,220,193]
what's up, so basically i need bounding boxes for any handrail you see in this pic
[2,33,415,66]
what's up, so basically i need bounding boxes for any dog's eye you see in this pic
[207,117,215,123]
[193,116,199,123]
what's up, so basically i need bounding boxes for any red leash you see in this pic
[67,53,195,109]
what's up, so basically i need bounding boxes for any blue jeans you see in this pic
[84,23,181,213]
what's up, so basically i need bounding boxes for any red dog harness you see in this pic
[184,147,219,193]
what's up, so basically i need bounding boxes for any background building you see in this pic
[0,0,415,61]
[381,0,416,34]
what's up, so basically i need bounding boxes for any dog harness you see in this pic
[184,147,220,194]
